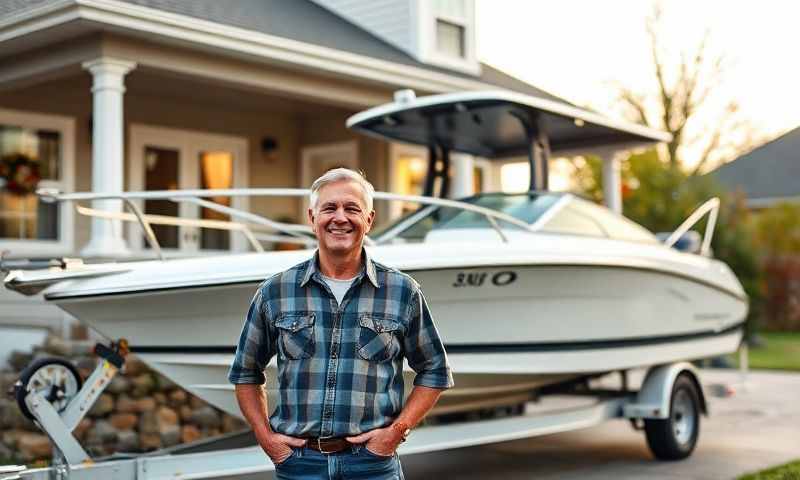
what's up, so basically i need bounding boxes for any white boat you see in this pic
[3,91,748,419]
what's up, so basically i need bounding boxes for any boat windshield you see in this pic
[373,193,561,243]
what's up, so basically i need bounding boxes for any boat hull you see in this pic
[52,262,746,418]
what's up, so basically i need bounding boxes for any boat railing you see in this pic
[662,197,720,257]
[37,188,533,260]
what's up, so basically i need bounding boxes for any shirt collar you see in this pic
[300,248,379,289]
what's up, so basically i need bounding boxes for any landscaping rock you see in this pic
[74,356,96,371]
[155,374,177,391]
[8,351,33,371]
[181,424,201,444]
[117,430,139,452]
[160,424,181,447]
[190,406,220,429]
[123,356,147,376]
[139,432,162,451]
[107,375,131,394]
[67,340,95,357]
[85,419,118,445]
[139,410,158,435]
[189,395,206,409]
[88,393,114,417]
[43,336,70,356]
[74,418,93,441]
[153,392,167,405]
[157,406,179,425]
[179,405,193,422]
[0,398,34,430]
[168,389,187,407]
[134,397,157,413]
[115,394,136,413]
[109,412,138,431]
[131,374,156,397]
[1,429,26,449]
[17,433,51,460]
[221,414,246,433]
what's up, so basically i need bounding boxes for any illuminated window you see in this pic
[396,155,427,215]
[0,126,61,241]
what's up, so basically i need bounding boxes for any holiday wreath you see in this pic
[0,153,41,196]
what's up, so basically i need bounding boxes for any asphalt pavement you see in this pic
[400,369,800,480]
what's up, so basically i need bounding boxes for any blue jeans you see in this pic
[274,444,404,480]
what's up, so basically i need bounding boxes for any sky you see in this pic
[475,0,800,189]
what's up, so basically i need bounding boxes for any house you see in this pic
[0,0,666,362]
[711,126,800,208]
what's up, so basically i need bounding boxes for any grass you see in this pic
[733,331,800,372]
[733,332,800,480]
[738,460,800,480]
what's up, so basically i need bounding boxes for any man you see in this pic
[229,168,453,479]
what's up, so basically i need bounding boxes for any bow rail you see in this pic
[663,197,720,257]
[37,188,534,260]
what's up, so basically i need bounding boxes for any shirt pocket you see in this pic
[357,314,402,363]
[275,313,316,360]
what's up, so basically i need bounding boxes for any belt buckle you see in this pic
[317,437,336,454]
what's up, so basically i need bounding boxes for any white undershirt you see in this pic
[321,275,356,305]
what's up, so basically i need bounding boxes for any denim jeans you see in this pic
[274,444,404,480]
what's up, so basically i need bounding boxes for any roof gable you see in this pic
[711,126,800,200]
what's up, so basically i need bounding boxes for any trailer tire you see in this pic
[14,357,83,420]
[644,372,700,460]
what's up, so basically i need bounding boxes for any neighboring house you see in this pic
[0,0,663,361]
[711,126,800,209]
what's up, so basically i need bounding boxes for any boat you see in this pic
[3,90,748,419]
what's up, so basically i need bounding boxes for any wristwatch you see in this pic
[391,422,411,442]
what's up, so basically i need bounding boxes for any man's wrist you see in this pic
[390,421,411,442]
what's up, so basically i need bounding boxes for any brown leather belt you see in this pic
[304,437,352,454]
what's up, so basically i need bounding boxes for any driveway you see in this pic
[401,369,800,480]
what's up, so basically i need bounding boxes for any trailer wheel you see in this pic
[14,357,83,420]
[644,373,700,460]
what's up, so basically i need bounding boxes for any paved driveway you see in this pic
[401,369,800,480]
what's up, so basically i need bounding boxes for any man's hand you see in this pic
[346,426,401,457]
[256,430,307,465]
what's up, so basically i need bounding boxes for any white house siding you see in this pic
[311,0,416,59]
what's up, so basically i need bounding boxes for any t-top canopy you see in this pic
[346,90,671,159]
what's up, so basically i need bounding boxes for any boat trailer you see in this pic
[2,339,707,479]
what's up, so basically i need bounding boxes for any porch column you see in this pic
[450,153,474,199]
[80,57,136,258]
[601,150,622,214]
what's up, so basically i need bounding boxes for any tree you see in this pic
[615,3,762,174]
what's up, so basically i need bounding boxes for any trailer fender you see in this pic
[623,362,708,420]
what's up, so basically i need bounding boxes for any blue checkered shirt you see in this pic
[228,249,453,437]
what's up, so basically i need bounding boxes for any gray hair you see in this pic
[309,167,375,212]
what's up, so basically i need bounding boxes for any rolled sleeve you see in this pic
[403,287,454,389]
[228,286,275,385]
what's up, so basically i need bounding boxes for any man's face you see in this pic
[308,180,375,256]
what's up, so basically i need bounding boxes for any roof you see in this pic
[0,0,576,105]
[711,126,800,201]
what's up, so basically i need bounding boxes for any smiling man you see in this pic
[229,168,453,480]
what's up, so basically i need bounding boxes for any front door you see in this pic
[128,124,249,255]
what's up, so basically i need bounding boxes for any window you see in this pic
[436,19,465,58]
[541,204,607,237]
[571,199,658,243]
[0,110,74,254]
[540,197,659,243]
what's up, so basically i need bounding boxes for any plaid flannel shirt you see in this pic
[228,249,453,437]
